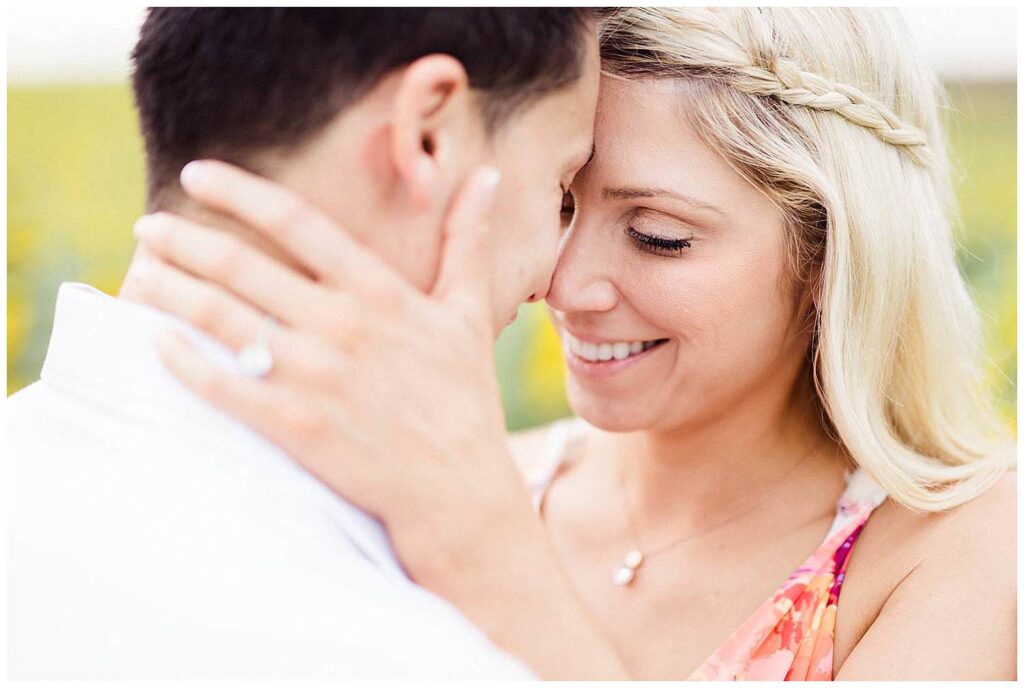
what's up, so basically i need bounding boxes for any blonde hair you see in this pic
[598,7,1013,511]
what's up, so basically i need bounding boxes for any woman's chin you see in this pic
[566,388,656,433]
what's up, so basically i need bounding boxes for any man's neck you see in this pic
[119,196,314,303]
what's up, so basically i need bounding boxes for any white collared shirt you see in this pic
[8,283,532,679]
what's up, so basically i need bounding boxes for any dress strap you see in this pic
[842,466,889,509]
[527,417,582,514]
[820,465,889,543]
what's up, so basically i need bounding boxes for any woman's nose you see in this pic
[545,225,618,314]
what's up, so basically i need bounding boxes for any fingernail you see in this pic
[133,250,160,276]
[180,160,208,188]
[133,214,163,241]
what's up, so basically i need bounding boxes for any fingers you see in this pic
[429,166,501,330]
[179,160,401,292]
[155,329,287,415]
[134,255,349,388]
[154,331,337,461]
[134,254,277,351]
[155,331,377,507]
[133,211,328,329]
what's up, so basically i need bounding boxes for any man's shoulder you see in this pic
[8,381,528,679]
[8,380,530,677]
[9,374,395,569]
[7,379,84,447]
[7,380,49,416]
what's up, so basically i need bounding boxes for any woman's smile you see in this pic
[561,329,671,379]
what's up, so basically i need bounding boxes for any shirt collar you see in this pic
[41,282,251,428]
[38,282,404,577]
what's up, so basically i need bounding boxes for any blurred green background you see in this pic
[6,81,1017,432]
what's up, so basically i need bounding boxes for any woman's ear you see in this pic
[390,54,476,212]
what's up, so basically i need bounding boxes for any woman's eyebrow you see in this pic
[602,186,724,216]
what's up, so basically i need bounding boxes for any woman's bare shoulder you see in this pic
[871,468,1015,553]
[918,469,1016,583]
[834,469,1017,678]
[936,468,1016,531]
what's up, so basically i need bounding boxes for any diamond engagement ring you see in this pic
[237,315,276,379]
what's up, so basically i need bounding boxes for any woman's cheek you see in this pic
[630,261,724,342]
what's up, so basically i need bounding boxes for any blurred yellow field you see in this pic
[7,82,1016,432]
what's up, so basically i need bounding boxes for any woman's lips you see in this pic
[562,336,669,379]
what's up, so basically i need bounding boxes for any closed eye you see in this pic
[626,227,692,256]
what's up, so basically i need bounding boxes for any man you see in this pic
[8,8,598,678]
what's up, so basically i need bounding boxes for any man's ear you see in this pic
[390,54,476,212]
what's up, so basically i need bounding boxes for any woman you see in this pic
[131,7,1015,680]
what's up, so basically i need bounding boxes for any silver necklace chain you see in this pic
[611,437,826,587]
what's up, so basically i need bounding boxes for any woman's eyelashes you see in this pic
[626,226,693,256]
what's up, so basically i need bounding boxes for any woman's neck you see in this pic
[586,372,847,540]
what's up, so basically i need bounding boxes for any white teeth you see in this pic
[563,333,663,363]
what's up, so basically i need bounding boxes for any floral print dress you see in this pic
[528,418,890,681]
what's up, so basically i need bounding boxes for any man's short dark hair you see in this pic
[131,8,594,206]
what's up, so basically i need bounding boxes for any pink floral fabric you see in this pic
[687,470,888,680]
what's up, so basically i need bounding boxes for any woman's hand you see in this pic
[129,160,629,679]
[132,160,520,562]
